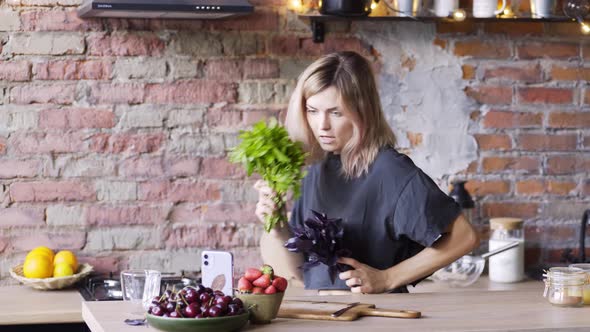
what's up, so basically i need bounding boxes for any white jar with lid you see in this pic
[488,217,525,283]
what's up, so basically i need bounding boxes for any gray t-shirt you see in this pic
[289,147,461,292]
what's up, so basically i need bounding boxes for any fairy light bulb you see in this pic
[452,9,466,21]
[290,0,302,12]
[503,7,514,16]
[581,22,590,34]
[371,1,378,10]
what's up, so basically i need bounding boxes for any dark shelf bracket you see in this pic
[311,20,325,43]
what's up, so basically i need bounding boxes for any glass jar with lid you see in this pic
[488,217,524,283]
[544,267,587,307]
[568,264,590,304]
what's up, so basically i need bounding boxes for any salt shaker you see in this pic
[488,218,525,283]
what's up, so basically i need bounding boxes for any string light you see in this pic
[290,0,303,12]
[452,9,466,21]
[502,7,515,17]
[371,1,378,10]
[581,21,590,34]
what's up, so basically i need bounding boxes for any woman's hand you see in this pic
[337,257,392,294]
[253,180,277,224]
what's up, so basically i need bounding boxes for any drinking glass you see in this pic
[120,269,161,312]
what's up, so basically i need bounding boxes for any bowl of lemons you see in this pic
[10,246,93,290]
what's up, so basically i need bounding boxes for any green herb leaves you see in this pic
[228,118,307,232]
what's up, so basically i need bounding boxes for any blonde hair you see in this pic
[285,51,396,179]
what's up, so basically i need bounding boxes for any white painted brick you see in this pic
[0,106,40,131]
[167,108,205,128]
[0,10,20,31]
[86,227,163,251]
[169,130,225,155]
[128,249,202,273]
[96,181,137,201]
[46,204,85,226]
[117,105,164,129]
[220,180,258,202]
[57,156,116,178]
[6,33,85,55]
[168,58,199,80]
[113,58,167,80]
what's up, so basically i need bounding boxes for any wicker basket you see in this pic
[9,263,94,290]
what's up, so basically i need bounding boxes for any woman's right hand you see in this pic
[254,180,277,224]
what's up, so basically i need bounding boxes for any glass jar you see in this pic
[543,267,587,307]
[569,264,590,304]
[488,218,524,283]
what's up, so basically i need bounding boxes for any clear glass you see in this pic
[489,227,525,283]
[544,267,586,307]
[120,269,161,312]
[569,264,590,305]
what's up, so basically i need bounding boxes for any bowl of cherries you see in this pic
[146,285,249,332]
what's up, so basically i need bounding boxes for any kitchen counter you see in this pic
[0,286,84,325]
[82,281,590,332]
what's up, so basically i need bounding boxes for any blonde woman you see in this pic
[255,51,479,294]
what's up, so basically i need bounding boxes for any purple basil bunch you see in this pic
[284,210,351,284]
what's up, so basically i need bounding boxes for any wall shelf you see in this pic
[298,14,577,43]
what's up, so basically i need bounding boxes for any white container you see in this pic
[488,218,525,283]
[472,0,506,17]
[434,0,458,17]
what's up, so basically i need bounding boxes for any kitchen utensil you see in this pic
[9,263,94,290]
[146,312,249,332]
[431,241,520,287]
[278,300,421,321]
[331,302,360,317]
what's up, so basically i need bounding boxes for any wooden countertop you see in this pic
[82,281,590,332]
[0,286,84,325]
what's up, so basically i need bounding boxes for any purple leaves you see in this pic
[285,210,351,284]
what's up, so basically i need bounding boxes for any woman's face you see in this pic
[305,86,357,154]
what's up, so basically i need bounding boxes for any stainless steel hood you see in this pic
[77,0,254,19]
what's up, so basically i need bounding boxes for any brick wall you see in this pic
[0,0,588,282]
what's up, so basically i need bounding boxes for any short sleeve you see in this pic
[392,170,462,247]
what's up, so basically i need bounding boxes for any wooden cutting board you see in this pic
[278,300,421,321]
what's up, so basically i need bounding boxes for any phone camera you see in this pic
[204,261,209,266]
[204,254,209,259]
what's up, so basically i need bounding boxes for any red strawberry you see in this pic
[272,276,288,292]
[264,285,277,294]
[244,268,262,282]
[252,274,271,288]
[237,277,253,292]
[260,264,274,278]
[252,287,264,294]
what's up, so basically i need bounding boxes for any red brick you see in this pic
[90,133,164,154]
[482,64,542,83]
[547,181,577,195]
[33,60,112,80]
[0,61,31,81]
[166,157,201,178]
[145,81,238,104]
[584,180,590,195]
[200,157,246,179]
[203,9,278,31]
[454,41,511,59]
[206,109,242,130]
[545,22,590,37]
[10,84,76,104]
[433,38,447,50]
[170,204,204,223]
[244,59,279,79]
[8,231,86,253]
[406,132,423,147]
[203,203,257,224]
[584,45,590,60]
[87,205,168,226]
[515,180,544,195]
[139,180,221,203]
[465,180,510,196]
[550,66,590,81]
[549,112,590,128]
[39,107,115,129]
[483,22,544,36]
[242,107,282,126]
[482,202,539,219]
[0,207,44,227]
[10,181,95,202]
[78,255,123,275]
[518,87,574,104]
[517,42,579,59]
[21,9,103,31]
[465,86,512,105]
[119,156,164,178]
[482,156,540,173]
[435,21,478,34]
[0,159,41,178]
[483,111,542,129]
[462,64,476,80]
[546,155,590,175]
[269,35,300,56]
[474,134,512,150]
[518,134,577,151]
[10,132,86,153]
[165,224,250,249]
[204,59,243,82]
[586,89,590,105]
[89,83,145,105]
[585,135,590,148]
[0,137,6,155]
[87,32,165,56]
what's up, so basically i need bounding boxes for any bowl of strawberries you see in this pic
[235,264,288,324]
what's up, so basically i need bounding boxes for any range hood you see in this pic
[78,0,254,19]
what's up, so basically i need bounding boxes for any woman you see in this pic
[255,51,479,294]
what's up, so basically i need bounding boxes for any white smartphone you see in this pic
[201,250,234,296]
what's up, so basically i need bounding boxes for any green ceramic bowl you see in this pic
[235,292,284,324]
[146,312,249,332]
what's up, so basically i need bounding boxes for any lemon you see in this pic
[54,250,78,271]
[26,246,54,261]
[23,255,53,279]
[53,262,74,277]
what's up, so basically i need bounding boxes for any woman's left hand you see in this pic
[337,257,391,294]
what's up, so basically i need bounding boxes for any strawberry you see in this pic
[272,276,288,292]
[244,268,262,282]
[264,285,277,294]
[252,274,271,288]
[252,287,264,294]
[260,264,274,278]
[237,277,253,292]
